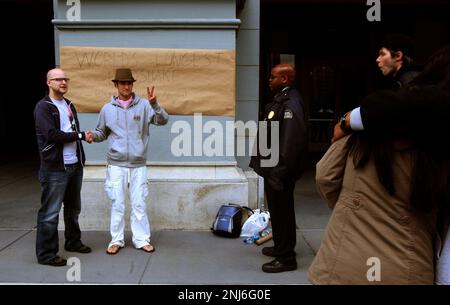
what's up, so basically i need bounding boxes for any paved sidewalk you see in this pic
[0,160,331,284]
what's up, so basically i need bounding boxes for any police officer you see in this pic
[250,64,307,273]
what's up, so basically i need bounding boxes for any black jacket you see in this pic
[390,64,421,89]
[250,87,308,184]
[360,85,450,152]
[396,66,420,87]
[34,95,86,171]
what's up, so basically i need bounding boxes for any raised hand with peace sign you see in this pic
[147,86,157,105]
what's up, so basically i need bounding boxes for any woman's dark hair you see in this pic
[347,133,450,213]
[410,43,450,92]
[409,44,450,212]
[347,134,396,198]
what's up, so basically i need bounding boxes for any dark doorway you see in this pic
[261,0,450,154]
[0,0,55,164]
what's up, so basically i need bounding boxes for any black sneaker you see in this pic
[262,258,297,273]
[65,244,92,253]
[40,256,67,267]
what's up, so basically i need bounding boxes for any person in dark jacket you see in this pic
[331,44,450,284]
[34,68,92,267]
[333,34,421,142]
[376,33,420,89]
[334,44,450,144]
[250,64,308,273]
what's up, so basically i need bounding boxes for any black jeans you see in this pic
[36,164,83,263]
[264,177,297,262]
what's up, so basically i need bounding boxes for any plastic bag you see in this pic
[240,209,270,238]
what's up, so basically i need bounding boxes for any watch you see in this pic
[78,132,83,140]
[339,112,352,134]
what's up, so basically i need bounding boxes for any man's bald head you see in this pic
[47,68,67,81]
[269,63,296,93]
[46,68,69,99]
[273,64,296,86]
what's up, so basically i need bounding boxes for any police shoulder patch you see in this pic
[284,110,293,119]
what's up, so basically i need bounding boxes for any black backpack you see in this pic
[211,203,253,238]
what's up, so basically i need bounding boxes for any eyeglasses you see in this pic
[50,78,70,82]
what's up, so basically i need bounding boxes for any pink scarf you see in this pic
[118,97,132,109]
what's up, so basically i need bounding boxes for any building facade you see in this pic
[2,0,447,230]
[53,0,262,230]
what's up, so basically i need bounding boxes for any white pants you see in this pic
[105,165,151,249]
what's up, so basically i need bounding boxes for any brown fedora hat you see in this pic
[112,68,136,82]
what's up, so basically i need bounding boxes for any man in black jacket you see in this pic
[250,64,308,273]
[34,68,92,266]
[376,33,420,89]
[334,44,450,144]
[333,33,421,142]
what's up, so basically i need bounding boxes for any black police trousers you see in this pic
[264,177,297,262]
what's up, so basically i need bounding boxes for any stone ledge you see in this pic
[61,164,252,230]
[52,19,241,30]
[82,164,248,183]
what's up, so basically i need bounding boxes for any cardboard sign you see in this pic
[60,46,236,116]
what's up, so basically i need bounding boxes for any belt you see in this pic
[64,163,79,169]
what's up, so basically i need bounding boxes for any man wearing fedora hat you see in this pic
[89,68,169,255]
